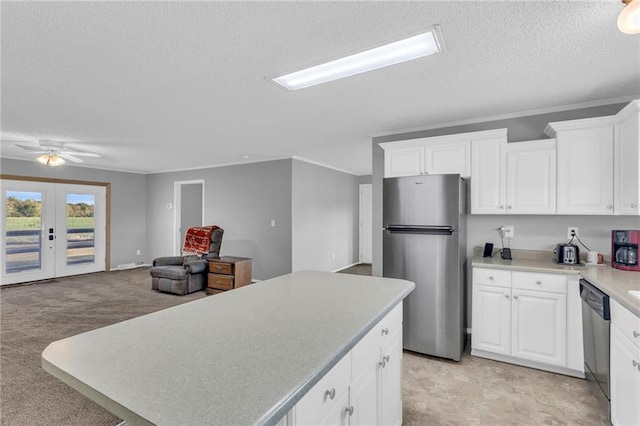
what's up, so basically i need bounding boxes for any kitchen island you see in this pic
[41,271,414,425]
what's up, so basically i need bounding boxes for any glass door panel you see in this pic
[54,184,105,278]
[65,193,96,266]
[5,191,43,273]
[1,181,55,284]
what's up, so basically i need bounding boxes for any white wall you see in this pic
[468,215,640,260]
[291,159,360,272]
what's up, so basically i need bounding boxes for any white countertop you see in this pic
[41,271,415,426]
[472,255,640,317]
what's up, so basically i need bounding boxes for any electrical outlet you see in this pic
[136,249,141,255]
[567,227,579,239]
[502,225,514,239]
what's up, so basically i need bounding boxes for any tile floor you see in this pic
[402,350,609,426]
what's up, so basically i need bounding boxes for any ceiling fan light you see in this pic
[618,0,640,34]
[36,154,65,167]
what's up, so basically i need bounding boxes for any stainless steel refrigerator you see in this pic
[383,174,466,361]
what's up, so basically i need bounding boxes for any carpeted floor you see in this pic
[0,267,206,425]
[1,266,606,425]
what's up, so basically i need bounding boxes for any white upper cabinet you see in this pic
[614,100,640,215]
[471,137,556,214]
[471,137,505,214]
[380,129,506,179]
[382,144,425,177]
[546,116,616,215]
[505,140,557,214]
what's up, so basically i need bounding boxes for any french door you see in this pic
[1,180,106,285]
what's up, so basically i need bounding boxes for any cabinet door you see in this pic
[295,354,350,426]
[511,289,566,366]
[384,146,425,178]
[611,325,640,426]
[471,284,511,355]
[424,141,471,178]
[379,328,402,426]
[556,127,614,214]
[471,138,506,214]
[349,357,378,426]
[505,140,556,214]
[614,107,640,215]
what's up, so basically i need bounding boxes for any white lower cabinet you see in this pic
[291,303,403,426]
[511,289,566,366]
[471,268,577,375]
[610,299,640,426]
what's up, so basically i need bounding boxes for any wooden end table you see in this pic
[207,256,252,294]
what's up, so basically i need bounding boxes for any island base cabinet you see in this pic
[292,303,403,426]
[379,328,402,426]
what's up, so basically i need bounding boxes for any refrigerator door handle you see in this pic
[384,225,455,235]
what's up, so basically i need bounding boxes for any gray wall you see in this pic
[146,159,292,281]
[291,159,361,271]
[0,158,147,269]
[371,102,630,277]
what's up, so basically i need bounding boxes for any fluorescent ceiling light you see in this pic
[272,28,443,90]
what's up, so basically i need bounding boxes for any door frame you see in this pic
[0,174,111,272]
[359,183,372,264]
[173,179,205,256]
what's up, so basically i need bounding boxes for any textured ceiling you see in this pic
[1,1,638,175]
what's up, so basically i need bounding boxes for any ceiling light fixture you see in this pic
[36,153,65,167]
[618,0,640,34]
[272,26,444,90]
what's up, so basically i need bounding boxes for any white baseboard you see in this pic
[113,263,150,271]
[331,262,360,273]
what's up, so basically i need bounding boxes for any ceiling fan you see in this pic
[11,140,101,166]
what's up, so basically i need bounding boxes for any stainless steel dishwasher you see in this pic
[580,278,611,422]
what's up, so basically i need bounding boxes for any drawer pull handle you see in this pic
[489,276,494,280]
[382,328,389,336]
[325,388,336,400]
[345,406,354,416]
[536,281,542,285]
[379,356,390,368]
[504,294,509,299]
[633,331,640,338]
[513,295,519,300]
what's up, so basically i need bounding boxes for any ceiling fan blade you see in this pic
[58,153,84,163]
[62,150,101,158]
[15,144,46,152]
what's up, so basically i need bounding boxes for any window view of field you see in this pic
[5,191,95,274]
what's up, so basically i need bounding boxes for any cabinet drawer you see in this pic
[612,299,640,350]
[512,271,567,294]
[473,268,511,288]
[208,274,234,290]
[295,352,351,425]
[209,262,232,275]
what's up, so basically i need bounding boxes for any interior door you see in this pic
[1,180,106,285]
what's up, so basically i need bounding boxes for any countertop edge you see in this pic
[41,353,154,426]
[258,282,415,426]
